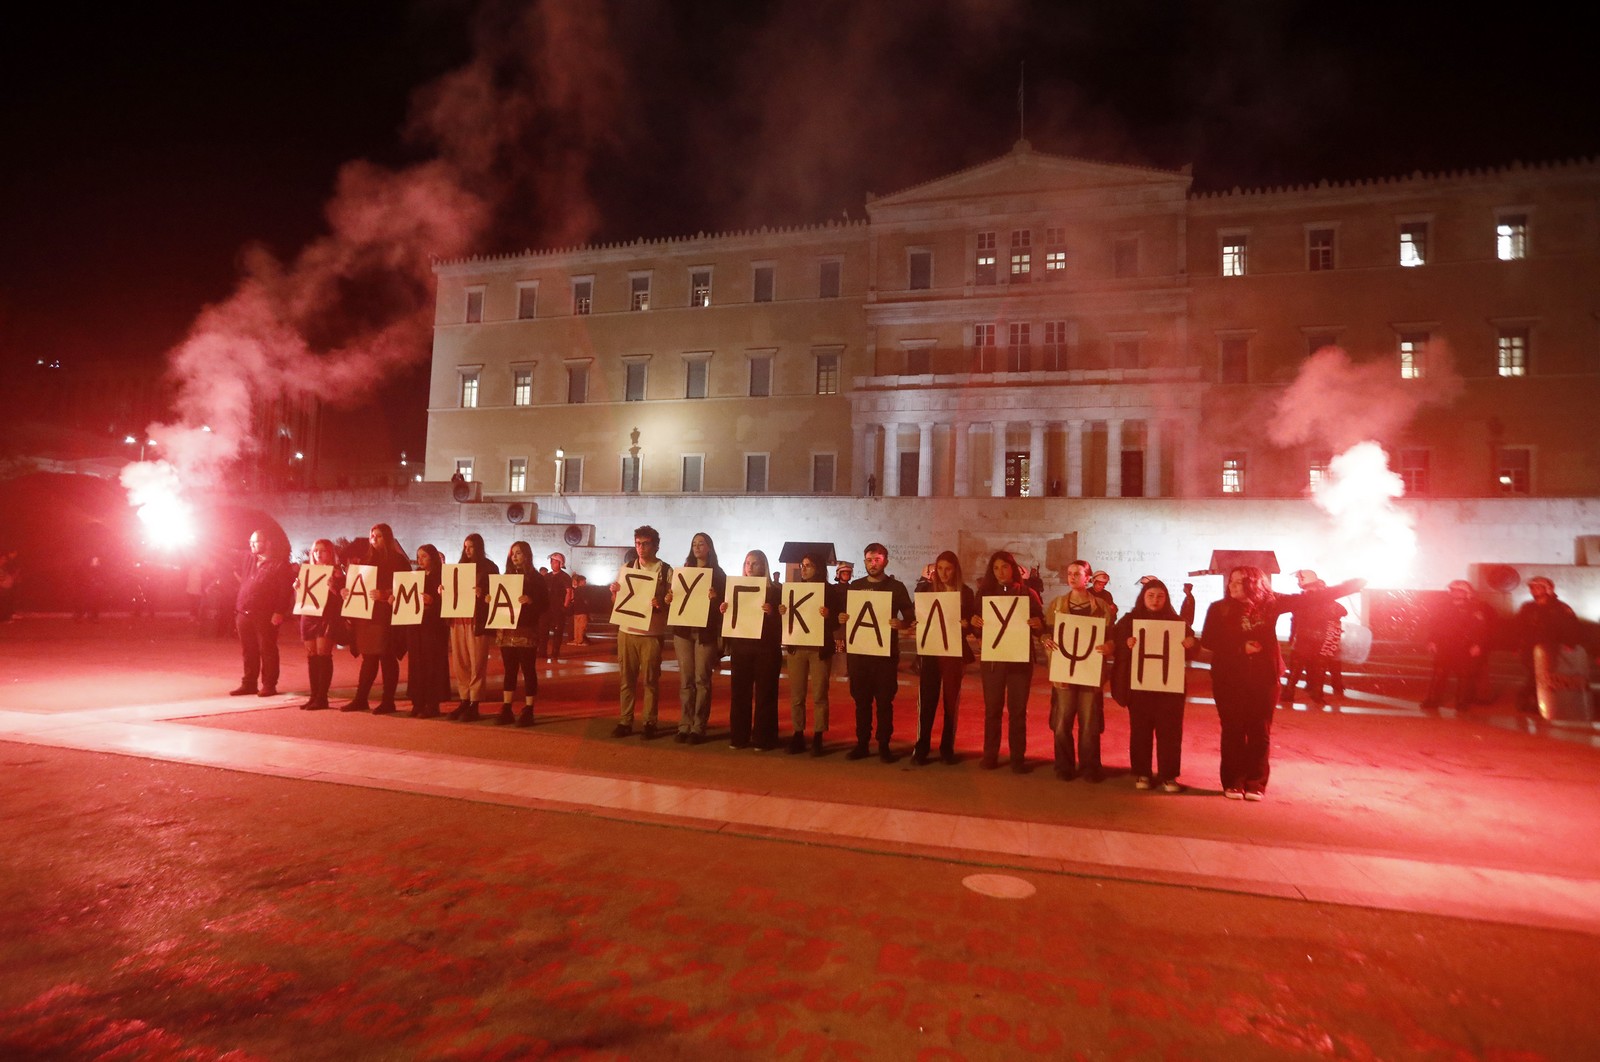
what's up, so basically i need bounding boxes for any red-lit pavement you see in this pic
[2,615,1598,1060]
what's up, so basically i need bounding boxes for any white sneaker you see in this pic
[1161,780,1185,794]
[1244,790,1264,802]
[1224,788,1244,800]
[1133,776,1152,790]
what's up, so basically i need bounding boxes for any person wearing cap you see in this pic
[542,552,573,662]
[1090,570,1118,625]
[1421,579,1492,712]
[1281,569,1347,707]
[1515,577,1584,713]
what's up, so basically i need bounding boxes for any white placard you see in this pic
[781,583,826,647]
[486,574,524,630]
[610,568,659,635]
[915,591,964,658]
[343,564,377,621]
[440,564,476,619]
[1130,619,1188,694]
[1049,614,1106,687]
[722,577,770,640]
[979,595,1032,663]
[294,563,332,617]
[667,567,713,628]
[844,590,893,658]
[390,571,425,626]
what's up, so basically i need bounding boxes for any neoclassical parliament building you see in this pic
[424,142,1600,505]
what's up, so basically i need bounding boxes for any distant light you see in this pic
[124,435,137,444]
[413,474,423,482]
[293,452,304,461]
[201,425,212,433]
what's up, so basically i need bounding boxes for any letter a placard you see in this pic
[440,564,475,619]
[486,574,524,630]
[980,595,1031,663]
[667,568,712,628]
[1130,619,1187,693]
[1049,615,1105,687]
[390,571,425,626]
[723,577,769,640]
[915,591,963,658]
[845,590,892,657]
[294,563,331,617]
[343,564,377,621]
[782,584,824,647]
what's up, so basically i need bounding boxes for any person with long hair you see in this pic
[1042,559,1115,781]
[1111,578,1195,792]
[782,552,840,755]
[340,523,411,714]
[973,550,1045,772]
[492,539,548,726]
[407,543,451,719]
[912,550,977,765]
[723,549,783,750]
[669,532,725,744]
[295,538,344,710]
[1202,566,1365,800]
[446,533,498,721]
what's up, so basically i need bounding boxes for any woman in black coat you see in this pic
[912,550,978,765]
[1110,579,1195,793]
[724,549,783,750]
[406,543,451,719]
[491,540,548,727]
[341,523,411,714]
[295,537,345,711]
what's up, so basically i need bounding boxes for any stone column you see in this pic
[917,421,934,497]
[1028,420,1047,498]
[991,420,1008,498]
[1067,418,1084,498]
[1106,417,1124,498]
[1144,418,1162,499]
[952,423,970,498]
[883,422,901,497]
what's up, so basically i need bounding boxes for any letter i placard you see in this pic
[440,564,475,619]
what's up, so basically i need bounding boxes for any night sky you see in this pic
[3,0,1595,422]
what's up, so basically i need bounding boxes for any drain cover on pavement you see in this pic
[961,873,1037,899]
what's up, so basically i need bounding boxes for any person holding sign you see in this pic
[1041,560,1115,780]
[723,550,783,750]
[668,532,726,744]
[609,526,672,738]
[294,538,344,710]
[231,528,294,698]
[445,534,499,722]
[781,553,840,755]
[972,550,1046,772]
[912,551,977,766]
[841,543,915,762]
[1110,578,1195,793]
[1202,566,1365,800]
[405,544,451,719]
[490,540,549,727]
[339,524,413,714]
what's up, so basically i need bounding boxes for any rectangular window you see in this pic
[455,458,475,483]
[1221,236,1248,277]
[1113,237,1139,278]
[973,323,998,372]
[749,355,772,397]
[1398,448,1430,494]
[812,453,836,494]
[1399,332,1428,379]
[904,347,930,375]
[561,456,583,493]
[1308,228,1335,271]
[630,274,651,311]
[1497,328,1529,377]
[1496,447,1531,494]
[908,250,932,290]
[566,364,589,404]
[1497,214,1528,261]
[1045,226,1065,245]
[819,259,842,299]
[1307,333,1338,358]
[572,278,593,315]
[690,269,712,308]
[1042,321,1070,371]
[1219,338,1249,384]
[681,454,704,493]
[516,285,537,320]
[1009,230,1031,283]
[1007,323,1031,372]
[975,231,997,285]
[1111,339,1142,370]
[1044,249,1067,274]
[621,456,641,494]
[508,458,527,493]
[1221,453,1245,495]
[753,265,775,303]
[513,367,533,406]
[745,454,769,493]
[1308,452,1332,493]
[624,362,647,402]
[685,358,709,399]
[459,371,480,408]
[815,352,839,395]
[465,290,484,324]
[1399,222,1428,267]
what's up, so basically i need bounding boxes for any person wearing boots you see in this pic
[340,523,411,714]
[491,540,548,727]
[406,544,451,719]
[295,538,345,710]
[232,529,294,697]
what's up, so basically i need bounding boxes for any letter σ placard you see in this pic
[486,574,524,630]
[1131,619,1187,693]
[609,568,657,635]
[723,577,770,640]
[1049,614,1105,687]
[440,564,475,619]
[980,595,1031,663]
[294,563,331,617]
[389,571,425,626]
[845,589,893,657]
[667,568,712,628]
[915,591,963,658]
[781,584,824,647]
[343,565,377,621]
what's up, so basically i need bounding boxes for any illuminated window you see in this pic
[1399,222,1428,267]
[1495,447,1531,494]
[681,454,703,493]
[908,250,932,290]
[621,456,641,494]
[508,458,527,493]
[975,231,997,285]
[1497,328,1528,377]
[685,358,709,399]
[812,453,836,494]
[624,362,647,402]
[1221,453,1245,495]
[819,259,841,299]
[459,371,480,408]
[464,290,484,324]
[745,454,769,493]
[1398,449,1429,494]
[753,265,775,303]
[572,278,593,315]
[1041,321,1070,371]
[690,269,712,308]
[1007,323,1031,372]
[1308,452,1332,493]
[1307,228,1335,271]
[566,364,588,404]
[1009,229,1031,283]
[1045,225,1067,275]
[512,367,533,406]
[972,324,998,373]
[561,456,583,493]
[749,354,772,397]
[1218,338,1249,384]
[516,284,537,320]
[1113,237,1139,278]
[1221,236,1248,277]
[455,458,474,483]
[815,352,839,394]
[1496,214,1528,261]
[1399,332,1429,379]
[629,274,651,311]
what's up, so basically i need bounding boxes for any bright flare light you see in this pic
[119,459,197,549]
[1311,441,1416,588]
